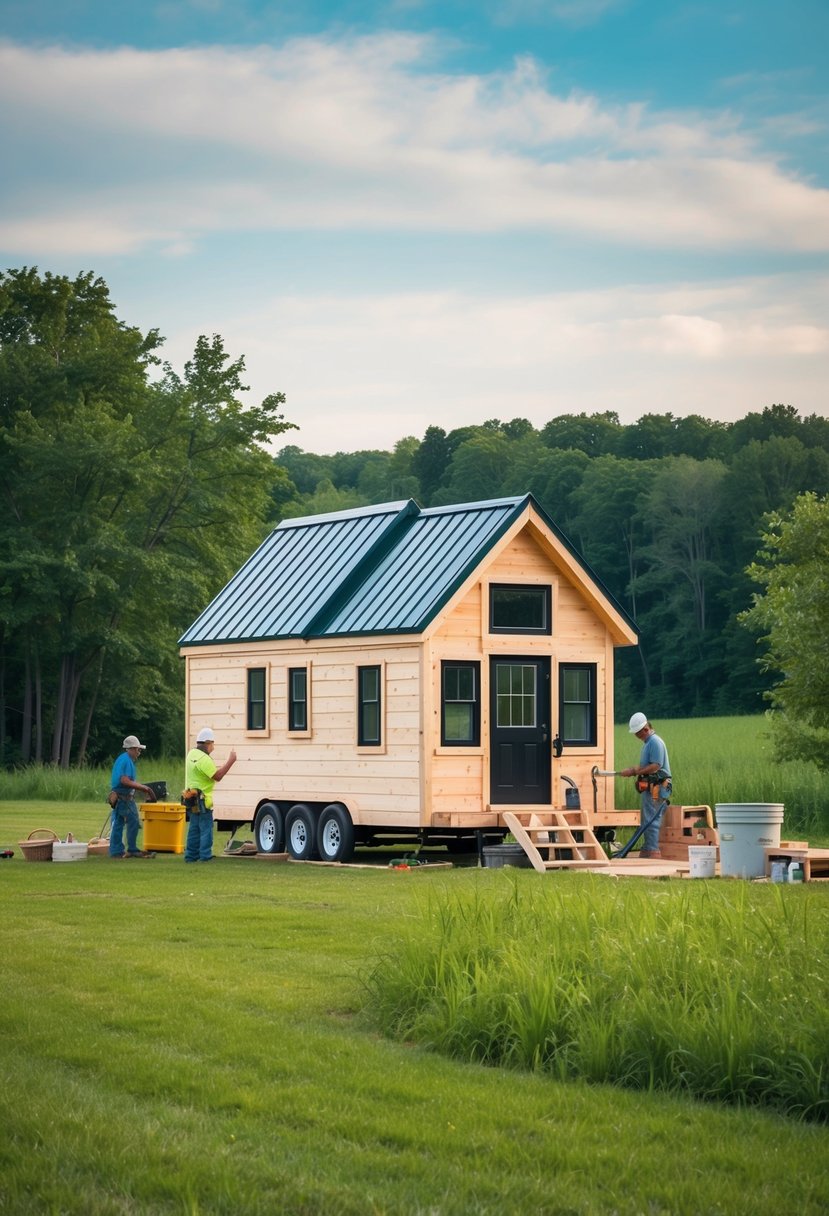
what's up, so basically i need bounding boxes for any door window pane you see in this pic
[495,663,536,728]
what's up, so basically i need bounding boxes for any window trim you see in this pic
[489,582,552,636]
[245,664,269,736]
[440,660,481,747]
[287,664,312,738]
[558,662,597,747]
[357,663,384,751]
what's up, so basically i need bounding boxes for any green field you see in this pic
[612,715,829,841]
[2,716,829,1213]
[1,798,829,1214]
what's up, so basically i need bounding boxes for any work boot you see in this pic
[126,850,156,858]
[639,849,662,859]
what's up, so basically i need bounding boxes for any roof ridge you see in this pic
[301,499,421,638]
[275,499,412,530]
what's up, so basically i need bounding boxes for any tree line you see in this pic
[272,408,829,724]
[2,267,827,766]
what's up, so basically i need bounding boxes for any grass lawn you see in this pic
[1,801,828,1215]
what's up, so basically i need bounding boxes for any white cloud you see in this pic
[2,35,828,256]
[155,274,829,452]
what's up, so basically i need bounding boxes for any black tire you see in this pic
[285,803,318,860]
[317,804,355,863]
[445,836,475,855]
[254,802,284,854]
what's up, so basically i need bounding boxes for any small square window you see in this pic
[490,584,551,634]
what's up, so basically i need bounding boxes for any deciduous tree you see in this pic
[742,493,829,769]
[0,269,294,765]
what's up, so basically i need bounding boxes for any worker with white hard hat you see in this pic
[620,714,672,859]
[108,734,156,858]
[183,727,237,863]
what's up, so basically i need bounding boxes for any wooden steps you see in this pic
[502,809,610,873]
[659,804,718,861]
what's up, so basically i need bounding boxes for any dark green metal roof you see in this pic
[179,494,637,646]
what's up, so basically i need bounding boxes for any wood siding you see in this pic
[181,506,631,830]
[427,524,616,816]
[185,638,425,827]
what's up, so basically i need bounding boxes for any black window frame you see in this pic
[246,666,267,731]
[357,664,382,747]
[441,660,481,747]
[559,663,597,746]
[288,666,308,732]
[489,583,552,635]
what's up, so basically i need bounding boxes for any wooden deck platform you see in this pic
[764,845,829,882]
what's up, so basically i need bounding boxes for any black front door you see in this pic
[489,656,551,804]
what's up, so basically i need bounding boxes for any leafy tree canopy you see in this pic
[741,493,829,770]
[0,267,294,765]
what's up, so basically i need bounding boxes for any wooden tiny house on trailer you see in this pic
[179,494,638,862]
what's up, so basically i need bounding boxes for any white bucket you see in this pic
[688,845,716,879]
[52,841,89,862]
[715,804,784,879]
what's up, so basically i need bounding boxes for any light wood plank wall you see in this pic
[183,523,624,825]
[428,528,615,815]
[185,637,425,824]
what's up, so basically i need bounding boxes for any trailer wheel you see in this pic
[285,804,318,860]
[317,804,355,863]
[254,802,284,855]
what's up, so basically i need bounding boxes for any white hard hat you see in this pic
[122,735,146,750]
[196,727,215,743]
[628,712,648,734]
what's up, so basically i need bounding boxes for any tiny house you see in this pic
[178,494,638,861]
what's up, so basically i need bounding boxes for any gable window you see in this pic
[490,584,551,634]
[441,661,480,746]
[247,667,267,731]
[357,665,382,746]
[288,667,308,732]
[559,663,597,746]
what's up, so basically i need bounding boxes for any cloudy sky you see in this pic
[2,1,827,453]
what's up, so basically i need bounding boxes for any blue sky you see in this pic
[1,1,827,453]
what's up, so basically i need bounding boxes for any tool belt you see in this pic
[182,788,206,813]
[635,774,672,800]
[107,790,135,807]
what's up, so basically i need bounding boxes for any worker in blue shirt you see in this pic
[621,713,672,859]
[109,734,156,858]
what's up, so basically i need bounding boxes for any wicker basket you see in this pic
[19,829,59,862]
[87,836,111,856]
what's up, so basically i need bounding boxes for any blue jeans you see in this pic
[185,807,214,862]
[640,786,670,853]
[110,799,140,856]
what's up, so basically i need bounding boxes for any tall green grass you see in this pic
[0,755,183,802]
[614,715,829,839]
[364,876,829,1123]
[5,716,827,837]
[2,808,829,1214]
